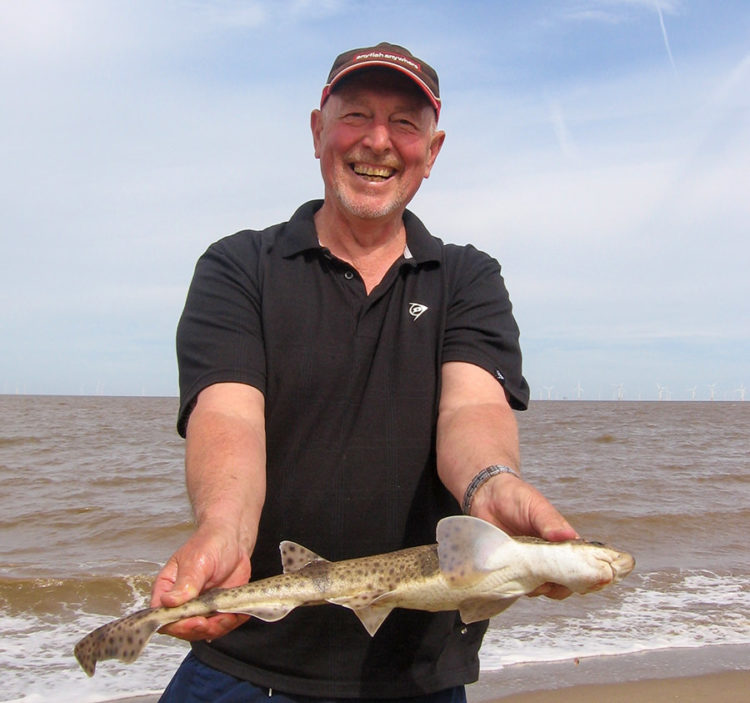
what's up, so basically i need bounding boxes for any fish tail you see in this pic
[74,607,164,676]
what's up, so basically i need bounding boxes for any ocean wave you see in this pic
[0,608,186,703]
[479,567,750,670]
[0,573,154,617]
[0,436,42,448]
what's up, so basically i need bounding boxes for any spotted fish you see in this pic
[74,516,634,675]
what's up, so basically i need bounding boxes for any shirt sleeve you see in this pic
[176,232,267,436]
[442,244,530,410]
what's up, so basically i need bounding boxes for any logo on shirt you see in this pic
[408,302,429,321]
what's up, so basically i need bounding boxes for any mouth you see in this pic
[351,163,397,182]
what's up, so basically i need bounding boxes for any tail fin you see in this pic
[74,607,163,676]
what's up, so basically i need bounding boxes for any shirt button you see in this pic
[344,271,354,280]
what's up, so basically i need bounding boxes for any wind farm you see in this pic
[533,380,747,402]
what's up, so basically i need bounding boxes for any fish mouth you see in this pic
[611,552,636,582]
[350,163,397,182]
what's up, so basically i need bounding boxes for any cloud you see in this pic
[562,0,682,22]
[1,1,746,398]
[184,0,267,28]
[655,2,678,73]
[548,100,579,159]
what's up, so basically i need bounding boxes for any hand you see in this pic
[150,521,252,641]
[470,472,579,600]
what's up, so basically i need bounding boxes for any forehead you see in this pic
[330,67,432,112]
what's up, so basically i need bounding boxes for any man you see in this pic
[153,42,577,702]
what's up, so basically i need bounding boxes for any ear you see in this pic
[310,109,323,159]
[423,130,446,179]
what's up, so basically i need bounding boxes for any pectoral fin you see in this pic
[437,516,517,587]
[327,592,395,636]
[458,596,520,624]
[219,602,297,622]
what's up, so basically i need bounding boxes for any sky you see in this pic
[1,0,748,401]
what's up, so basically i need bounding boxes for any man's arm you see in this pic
[437,361,578,598]
[150,382,266,640]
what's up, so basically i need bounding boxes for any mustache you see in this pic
[346,152,401,169]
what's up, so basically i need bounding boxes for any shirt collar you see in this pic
[278,200,442,265]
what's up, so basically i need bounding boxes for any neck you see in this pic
[314,200,407,293]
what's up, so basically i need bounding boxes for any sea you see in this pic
[1,395,748,702]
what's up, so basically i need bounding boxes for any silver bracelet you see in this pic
[462,464,521,515]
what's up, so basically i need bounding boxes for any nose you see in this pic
[362,120,392,153]
[612,552,635,581]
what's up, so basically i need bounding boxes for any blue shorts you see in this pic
[159,652,467,703]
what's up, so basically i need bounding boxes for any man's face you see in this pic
[311,71,445,222]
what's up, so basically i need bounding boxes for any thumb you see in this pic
[535,508,579,542]
[529,494,579,542]
[151,554,204,608]
[162,573,201,607]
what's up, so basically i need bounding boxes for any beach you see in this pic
[101,648,750,703]
[483,670,750,703]
[470,645,750,702]
[2,396,748,702]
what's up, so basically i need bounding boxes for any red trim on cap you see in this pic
[320,61,441,119]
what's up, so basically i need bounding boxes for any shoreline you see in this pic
[485,670,749,702]
[93,644,750,703]
[469,644,750,702]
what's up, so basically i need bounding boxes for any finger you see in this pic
[543,583,573,600]
[160,578,201,608]
[540,522,580,542]
[159,613,249,641]
[530,499,580,542]
[150,565,180,608]
[527,582,574,600]
[158,553,213,608]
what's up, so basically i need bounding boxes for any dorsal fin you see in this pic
[279,541,329,574]
[436,516,516,587]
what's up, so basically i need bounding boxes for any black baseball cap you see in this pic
[320,42,441,119]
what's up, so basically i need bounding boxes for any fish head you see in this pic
[609,548,636,582]
[578,541,635,591]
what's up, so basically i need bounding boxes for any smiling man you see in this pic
[153,42,577,703]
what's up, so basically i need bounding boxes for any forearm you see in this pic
[185,383,266,554]
[437,362,577,545]
[436,392,520,508]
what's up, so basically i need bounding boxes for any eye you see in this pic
[392,115,420,132]
[341,111,368,125]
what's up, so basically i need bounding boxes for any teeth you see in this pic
[353,164,394,178]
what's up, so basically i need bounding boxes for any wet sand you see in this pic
[471,670,749,703]
[100,643,750,703]
[105,670,750,703]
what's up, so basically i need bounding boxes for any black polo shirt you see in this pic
[176,200,529,697]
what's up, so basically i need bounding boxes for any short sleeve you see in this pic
[442,244,530,410]
[176,233,267,436]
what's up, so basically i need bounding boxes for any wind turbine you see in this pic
[613,383,624,401]
[575,381,584,400]
[686,386,697,401]
[542,385,554,400]
[736,384,746,401]
[656,384,665,401]
[707,383,717,401]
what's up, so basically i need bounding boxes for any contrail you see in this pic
[655,2,677,74]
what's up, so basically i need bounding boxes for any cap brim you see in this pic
[321,61,441,117]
